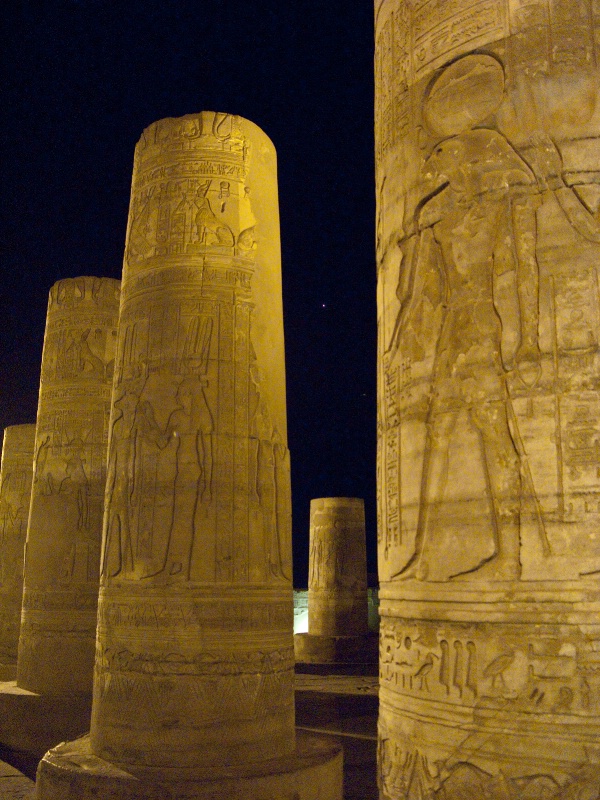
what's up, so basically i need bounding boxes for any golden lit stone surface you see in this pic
[0,425,35,680]
[295,498,377,665]
[45,113,341,800]
[376,0,600,795]
[308,498,369,637]
[17,277,120,694]
[91,112,293,772]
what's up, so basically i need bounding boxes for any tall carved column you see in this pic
[17,277,120,694]
[36,112,342,800]
[376,1,600,797]
[295,497,377,665]
[0,424,35,680]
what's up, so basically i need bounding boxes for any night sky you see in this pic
[0,1,377,585]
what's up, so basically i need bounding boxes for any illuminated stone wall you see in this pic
[17,277,120,694]
[0,424,35,678]
[375,0,600,796]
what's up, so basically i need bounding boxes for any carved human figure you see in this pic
[150,372,214,580]
[390,55,541,582]
[0,489,19,586]
[102,386,141,577]
[376,7,600,797]
[61,453,90,530]
[103,383,170,578]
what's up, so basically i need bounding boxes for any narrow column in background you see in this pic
[295,497,377,665]
[37,112,341,800]
[17,277,120,694]
[0,425,35,680]
[376,1,600,796]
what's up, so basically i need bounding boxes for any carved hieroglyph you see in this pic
[0,425,35,675]
[17,277,120,694]
[308,497,369,636]
[90,112,295,773]
[376,1,600,796]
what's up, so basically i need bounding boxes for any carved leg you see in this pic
[454,400,521,581]
[395,410,456,580]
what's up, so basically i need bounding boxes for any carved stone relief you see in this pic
[307,497,369,636]
[0,425,35,672]
[376,0,600,795]
[90,113,296,775]
[16,276,120,694]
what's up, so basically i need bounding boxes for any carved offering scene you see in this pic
[376,1,600,797]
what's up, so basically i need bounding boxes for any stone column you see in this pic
[308,497,368,635]
[0,425,35,680]
[376,1,600,797]
[295,497,376,665]
[37,112,341,800]
[17,277,120,694]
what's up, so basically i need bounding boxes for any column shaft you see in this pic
[308,497,368,636]
[17,277,120,694]
[376,0,600,796]
[0,425,35,677]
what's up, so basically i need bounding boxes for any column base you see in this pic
[294,632,378,665]
[35,730,343,800]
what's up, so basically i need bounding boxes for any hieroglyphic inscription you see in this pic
[375,5,411,159]
[98,599,291,631]
[413,0,506,74]
[376,2,600,793]
[17,277,120,694]
[95,644,294,678]
[91,113,295,772]
[380,615,600,715]
[375,1,507,156]
[549,0,595,68]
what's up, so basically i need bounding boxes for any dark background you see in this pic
[0,1,377,585]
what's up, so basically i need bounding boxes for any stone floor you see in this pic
[0,759,34,799]
[295,671,379,800]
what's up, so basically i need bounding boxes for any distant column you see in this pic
[34,113,341,800]
[17,277,120,694]
[308,498,368,636]
[295,497,376,664]
[0,425,35,680]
